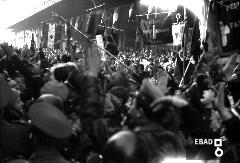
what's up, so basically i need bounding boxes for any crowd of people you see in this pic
[1,41,240,163]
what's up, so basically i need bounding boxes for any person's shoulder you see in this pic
[1,120,30,130]
[4,159,29,163]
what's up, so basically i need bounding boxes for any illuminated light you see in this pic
[140,0,207,41]
[140,0,179,11]
[183,0,205,22]
[162,157,204,163]
[140,0,206,23]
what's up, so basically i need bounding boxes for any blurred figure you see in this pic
[28,102,72,163]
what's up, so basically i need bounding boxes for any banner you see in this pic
[42,22,49,48]
[215,0,240,55]
[24,30,32,48]
[61,24,66,50]
[96,34,106,61]
[75,16,81,29]
[172,23,185,46]
[36,28,41,48]
[140,14,173,45]
[54,24,62,49]
[129,3,135,21]
[48,23,55,49]
[85,11,102,38]
[113,5,129,29]
[113,7,120,27]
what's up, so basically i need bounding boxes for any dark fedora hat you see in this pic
[28,102,72,139]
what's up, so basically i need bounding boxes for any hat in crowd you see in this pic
[104,94,115,113]
[8,80,18,88]
[110,86,128,100]
[9,88,20,107]
[140,79,164,99]
[41,80,69,100]
[129,73,141,85]
[28,102,72,139]
[0,78,19,108]
[103,130,148,163]
[37,94,64,112]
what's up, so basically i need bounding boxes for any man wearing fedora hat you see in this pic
[28,102,72,163]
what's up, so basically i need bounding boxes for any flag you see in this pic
[113,7,120,27]
[24,30,32,48]
[36,28,41,48]
[128,3,135,20]
[190,17,201,63]
[104,30,119,56]
[128,3,138,22]
[42,22,49,48]
[71,17,77,28]
[48,23,55,49]
[70,17,74,26]
[114,5,129,29]
[61,24,66,50]
[135,18,143,50]
[147,5,154,19]
[79,14,89,33]
[30,33,36,53]
[173,52,195,86]
[85,11,102,38]
[54,24,62,49]
[75,16,81,29]
[141,14,173,45]
[172,23,185,46]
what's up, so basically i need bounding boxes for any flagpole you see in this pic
[183,5,187,87]
[179,56,193,88]
[179,5,187,88]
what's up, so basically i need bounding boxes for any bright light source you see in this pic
[140,0,206,22]
[183,0,205,22]
[140,0,179,11]
[162,157,204,163]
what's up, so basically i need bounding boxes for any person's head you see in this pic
[14,76,26,92]
[0,78,21,110]
[42,69,51,83]
[52,63,69,82]
[208,61,224,84]
[28,102,72,148]
[150,131,186,163]
[200,87,217,108]
[127,97,148,127]
[37,94,64,112]
[103,131,149,163]
[128,73,141,92]
[196,73,211,94]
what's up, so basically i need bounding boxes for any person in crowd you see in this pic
[27,102,72,163]
[0,77,33,162]
[1,40,240,163]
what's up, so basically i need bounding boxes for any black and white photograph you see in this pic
[0,0,240,162]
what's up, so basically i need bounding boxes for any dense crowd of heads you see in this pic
[1,42,240,163]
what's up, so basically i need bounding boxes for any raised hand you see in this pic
[223,54,238,81]
[150,96,189,112]
[140,79,164,100]
[214,82,232,121]
[86,41,101,76]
